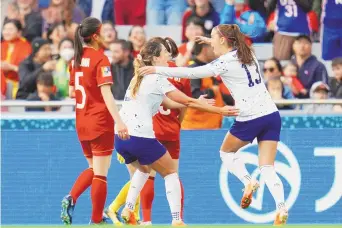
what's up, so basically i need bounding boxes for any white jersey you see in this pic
[116,74,176,138]
[155,50,278,121]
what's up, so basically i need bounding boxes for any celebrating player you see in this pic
[113,37,238,226]
[139,24,289,225]
[60,17,128,225]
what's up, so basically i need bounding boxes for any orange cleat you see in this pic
[121,208,137,225]
[274,208,288,226]
[240,180,259,209]
[172,220,187,226]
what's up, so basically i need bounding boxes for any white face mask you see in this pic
[60,48,75,62]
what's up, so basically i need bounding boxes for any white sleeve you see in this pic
[155,64,216,79]
[156,76,177,95]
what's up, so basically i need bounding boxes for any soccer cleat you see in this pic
[61,194,75,225]
[172,220,186,226]
[240,180,260,209]
[140,221,152,226]
[103,207,123,226]
[89,218,109,225]
[121,207,137,225]
[274,208,289,226]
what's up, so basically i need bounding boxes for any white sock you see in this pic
[164,173,182,221]
[125,169,149,211]
[260,165,286,210]
[220,151,252,187]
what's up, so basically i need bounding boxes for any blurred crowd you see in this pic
[1,0,342,127]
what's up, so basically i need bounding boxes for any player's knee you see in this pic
[220,151,235,167]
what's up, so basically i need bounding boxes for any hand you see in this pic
[116,121,130,140]
[138,66,156,76]
[195,36,211,45]
[43,60,57,71]
[248,13,255,25]
[220,106,239,116]
[199,94,216,106]
[38,92,50,101]
[0,61,16,71]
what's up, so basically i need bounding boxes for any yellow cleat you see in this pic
[274,208,288,226]
[121,207,137,225]
[103,208,123,226]
[241,180,259,209]
[172,220,186,226]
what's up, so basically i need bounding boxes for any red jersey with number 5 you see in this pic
[153,77,191,141]
[69,47,114,141]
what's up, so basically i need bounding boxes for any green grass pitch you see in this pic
[2,225,342,228]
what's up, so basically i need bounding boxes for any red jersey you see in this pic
[69,47,114,141]
[153,77,191,141]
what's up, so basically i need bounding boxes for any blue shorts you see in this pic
[114,135,167,165]
[230,111,281,143]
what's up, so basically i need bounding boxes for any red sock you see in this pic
[180,180,184,220]
[70,168,94,203]
[141,176,155,222]
[91,175,107,223]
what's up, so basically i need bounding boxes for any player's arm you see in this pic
[68,61,75,98]
[100,84,124,123]
[178,108,187,123]
[139,64,216,79]
[162,97,186,109]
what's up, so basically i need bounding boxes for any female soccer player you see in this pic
[139,24,289,226]
[60,17,128,225]
[114,37,238,226]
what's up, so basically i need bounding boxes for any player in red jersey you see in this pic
[60,17,128,225]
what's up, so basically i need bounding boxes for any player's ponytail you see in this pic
[73,17,102,68]
[215,24,254,65]
[131,36,179,97]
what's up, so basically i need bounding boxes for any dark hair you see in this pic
[3,19,23,31]
[266,57,283,72]
[128,25,145,38]
[192,41,208,56]
[111,39,131,51]
[47,22,65,43]
[102,21,118,36]
[74,17,102,68]
[284,62,298,73]
[58,37,74,49]
[131,37,178,97]
[37,72,54,87]
[332,57,342,67]
[186,16,205,28]
[215,24,254,65]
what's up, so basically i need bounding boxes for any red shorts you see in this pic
[159,140,180,159]
[80,132,114,158]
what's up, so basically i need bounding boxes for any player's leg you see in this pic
[61,141,94,225]
[90,132,114,224]
[257,112,287,225]
[140,169,156,224]
[220,121,260,209]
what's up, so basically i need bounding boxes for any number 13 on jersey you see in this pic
[241,63,262,87]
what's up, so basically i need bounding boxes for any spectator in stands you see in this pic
[5,0,43,42]
[146,0,185,25]
[329,58,342,99]
[109,39,134,100]
[46,22,67,55]
[282,62,307,98]
[1,72,7,99]
[220,0,266,42]
[181,42,225,129]
[16,38,56,99]
[128,26,146,58]
[26,71,59,112]
[176,17,205,67]
[181,0,219,42]
[268,0,312,60]
[1,19,32,99]
[292,35,329,97]
[114,0,146,25]
[100,21,117,60]
[76,0,112,22]
[303,81,337,113]
[53,38,74,98]
[321,0,342,60]
[266,78,295,110]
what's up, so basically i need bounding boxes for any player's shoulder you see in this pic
[84,47,108,63]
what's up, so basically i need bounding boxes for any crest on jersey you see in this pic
[101,66,112,77]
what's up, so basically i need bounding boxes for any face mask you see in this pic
[60,48,75,62]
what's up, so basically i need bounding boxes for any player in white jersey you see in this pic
[114,37,239,226]
[139,24,288,225]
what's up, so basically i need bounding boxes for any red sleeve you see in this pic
[267,11,275,27]
[96,57,113,86]
[182,79,192,97]
[181,10,192,42]
[69,61,75,86]
[307,11,319,32]
[1,71,6,96]
[114,0,124,25]
[292,77,305,91]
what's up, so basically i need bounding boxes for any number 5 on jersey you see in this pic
[159,106,171,115]
[75,72,86,109]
